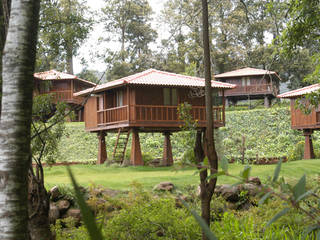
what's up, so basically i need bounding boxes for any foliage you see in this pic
[101,0,157,80]
[37,0,94,72]
[31,94,67,165]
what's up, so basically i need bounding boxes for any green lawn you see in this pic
[44,159,320,190]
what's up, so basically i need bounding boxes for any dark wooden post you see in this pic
[97,131,107,164]
[162,132,173,166]
[130,128,143,166]
[303,129,315,159]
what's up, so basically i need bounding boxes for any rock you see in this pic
[62,208,81,225]
[101,188,122,198]
[57,199,71,214]
[49,203,60,224]
[214,185,223,195]
[220,185,240,202]
[240,183,260,197]
[50,186,61,201]
[248,177,261,186]
[175,195,189,208]
[153,182,174,191]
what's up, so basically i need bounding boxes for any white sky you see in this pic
[73,0,166,74]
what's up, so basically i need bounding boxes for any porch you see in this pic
[225,84,278,96]
[96,104,225,130]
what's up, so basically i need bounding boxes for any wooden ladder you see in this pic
[112,129,130,164]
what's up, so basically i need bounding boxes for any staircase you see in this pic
[112,129,130,164]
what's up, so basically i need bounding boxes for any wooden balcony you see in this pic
[225,84,278,96]
[43,90,84,105]
[97,105,225,130]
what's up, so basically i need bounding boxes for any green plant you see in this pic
[287,141,305,161]
[142,152,154,165]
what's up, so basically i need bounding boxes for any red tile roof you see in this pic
[74,69,236,97]
[277,84,320,98]
[215,67,278,78]
[34,70,96,86]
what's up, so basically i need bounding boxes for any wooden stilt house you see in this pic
[34,70,96,121]
[215,67,280,107]
[278,84,320,159]
[74,69,235,166]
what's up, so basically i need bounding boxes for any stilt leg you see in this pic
[130,129,143,166]
[303,129,315,159]
[97,131,107,164]
[162,132,173,166]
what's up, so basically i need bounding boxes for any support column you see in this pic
[264,96,270,108]
[303,129,315,159]
[130,129,143,166]
[97,131,107,164]
[162,132,173,166]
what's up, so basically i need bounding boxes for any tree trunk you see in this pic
[198,1,219,239]
[0,0,11,117]
[0,0,40,239]
[66,43,74,74]
[28,164,53,240]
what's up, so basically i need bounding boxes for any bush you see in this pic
[287,141,305,161]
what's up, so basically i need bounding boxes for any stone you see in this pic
[248,177,261,186]
[57,199,71,214]
[241,183,260,197]
[220,185,240,202]
[49,203,60,224]
[63,208,81,223]
[153,182,174,191]
[50,186,61,201]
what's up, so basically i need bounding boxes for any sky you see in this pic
[73,0,166,74]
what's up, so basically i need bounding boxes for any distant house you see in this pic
[74,69,235,166]
[34,70,96,121]
[215,67,280,107]
[278,84,320,159]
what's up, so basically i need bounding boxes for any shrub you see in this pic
[287,141,305,161]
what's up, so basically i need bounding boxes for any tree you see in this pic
[0,0,40,239]
[101,0,157,80]
[0,0,11,116]
[279,0,320,85]
[37,0,93,74]
[193,1,219,240]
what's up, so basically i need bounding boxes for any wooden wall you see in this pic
[84,96,98,128]
[290,99,320,129]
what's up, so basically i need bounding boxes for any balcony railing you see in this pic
[225,84,277,95]
[41,90,84,105]
[97,104,224,127]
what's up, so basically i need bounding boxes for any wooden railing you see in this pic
[41,90,84,105]
[97,105,224,126]
[225,84,277,95]
[97,105,128,125]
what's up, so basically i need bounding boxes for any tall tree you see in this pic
[0,0,11,116]
[101,0,157,80]
[37,0,93,73]
[0,0,40,239]
[194,1,219,240]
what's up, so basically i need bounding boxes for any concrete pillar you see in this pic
[97,131,107,164]
[303,129,315,159]
[264,96,270,108]
[130,129,143,166]
[162,132,173,166]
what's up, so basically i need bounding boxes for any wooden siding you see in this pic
[84,96,98,128]
[220,75,278,96]
[290,99,320,129]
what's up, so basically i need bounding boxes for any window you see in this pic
[116,90,123,107]
[212,89,223,106]
[163,88,178,106]
[241,77,251,86]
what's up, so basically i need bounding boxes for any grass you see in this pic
[44,159,320,190]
